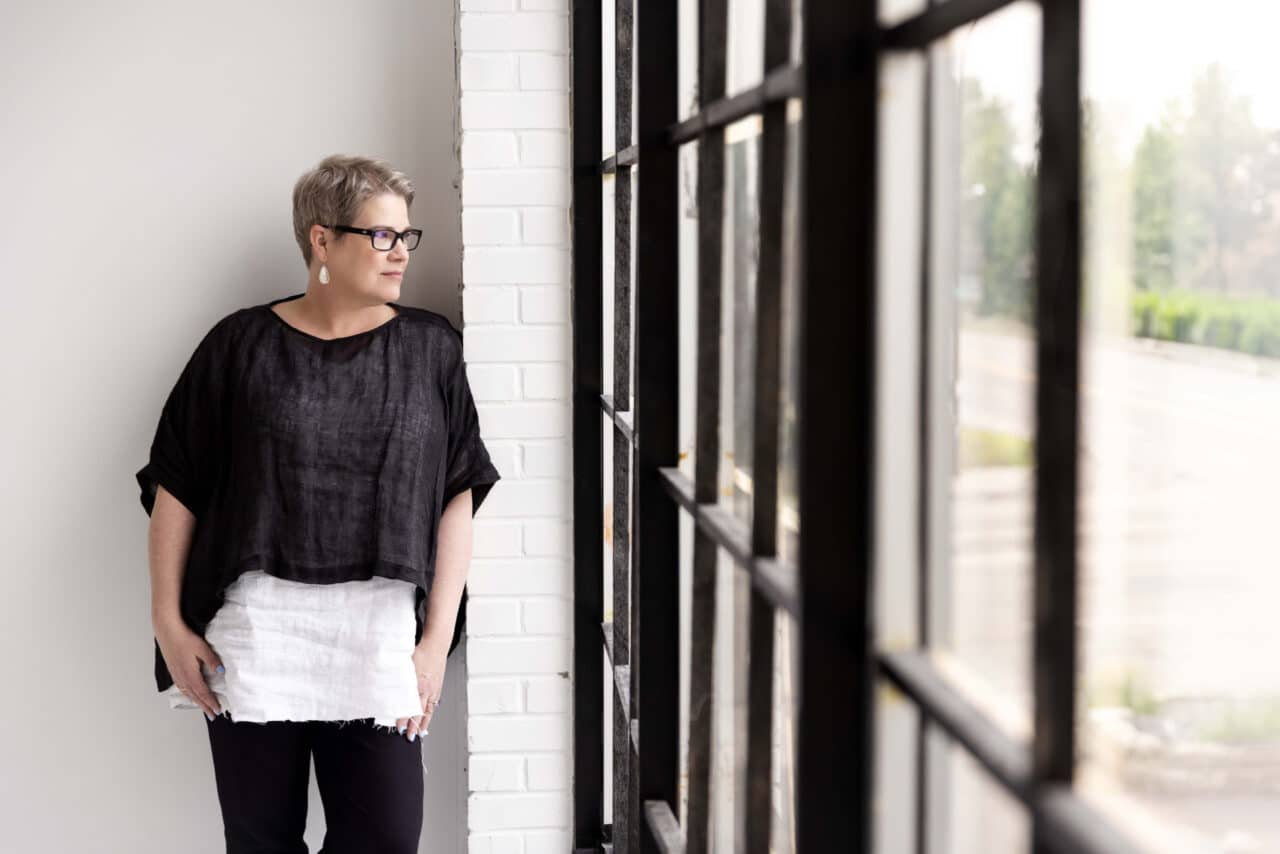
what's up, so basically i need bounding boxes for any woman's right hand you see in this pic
[154,615,225,720]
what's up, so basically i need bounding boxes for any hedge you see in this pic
[1131,290,1280,358]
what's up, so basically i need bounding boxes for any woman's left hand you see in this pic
[398,642,447,741]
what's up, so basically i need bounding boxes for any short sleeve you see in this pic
[135,320,227,519]
[442,336,501,517]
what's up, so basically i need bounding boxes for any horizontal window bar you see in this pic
[878,650,1031,796]
[670,64,802,145]
[643,800,685,854]
[614,663,630,712]
[878,651,1145,854]
[881,0,1020,49]
[598,144,638,176]
[600,394,635,445]
[589,65,803,176]
[657,467,799,617]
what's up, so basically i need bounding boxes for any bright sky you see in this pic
[953,0,1280,157]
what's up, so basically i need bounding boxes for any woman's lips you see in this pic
[381,272,403,277]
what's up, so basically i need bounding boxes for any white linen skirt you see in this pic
[163,570,424,729]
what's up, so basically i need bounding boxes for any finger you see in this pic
[198,645,225,677]
[406,714,425,741]
[184,666,220,718]
[395,716,409,734]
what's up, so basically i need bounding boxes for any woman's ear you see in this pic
[309,224,328,264]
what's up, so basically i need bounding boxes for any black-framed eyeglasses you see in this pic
[326,224,422,252]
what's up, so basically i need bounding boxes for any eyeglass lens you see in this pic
[371,229,420,251]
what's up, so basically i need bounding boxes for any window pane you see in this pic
[777,98,802,567]
[709,547,749,851]
[678,141,700,484]
[1077,2,1280,849]
[602,0,615,157]
[872,683,921,854]
[726,0,764,98]
[678,0,698,121]
[929,1,1041,733]
[770,612,801,854]
[719,116,762,527]
[880,0,927,27]
[603,174,616,398]
[676,509,694,829]
[876,50,926,650]
[929,736,1030,854]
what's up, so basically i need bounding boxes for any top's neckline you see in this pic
[266,293,404,343]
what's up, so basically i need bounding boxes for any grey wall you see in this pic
[0,2,469,850]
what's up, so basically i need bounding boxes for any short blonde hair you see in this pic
[291,154,416,267]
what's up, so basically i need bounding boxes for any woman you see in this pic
[136,153,500,853]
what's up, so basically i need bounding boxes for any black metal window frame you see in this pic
[569,1,1147,852]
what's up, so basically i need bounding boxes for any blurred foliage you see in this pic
[957,426,1033,469]
[1132,289,1280,357]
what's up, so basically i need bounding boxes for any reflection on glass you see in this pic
[931,1,1041,733]
[1078,2,1280,850]
[719,117,762,527]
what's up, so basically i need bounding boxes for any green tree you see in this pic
[960,78,1034,322]
[1131,115,1179,292]
[1132,64,1277,297]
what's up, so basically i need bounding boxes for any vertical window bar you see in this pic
[795,1,877,852]
[1032,1,1082,852]
[684,0,728,848]
[633,1,682,852]
[571,0,606,847]
[742,0,793,852]
[613,0,637,848]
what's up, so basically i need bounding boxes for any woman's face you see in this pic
[319,191,412,300]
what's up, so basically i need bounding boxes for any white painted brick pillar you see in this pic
[457,2,574,853]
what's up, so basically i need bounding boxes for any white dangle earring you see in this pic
[318,263,330,285]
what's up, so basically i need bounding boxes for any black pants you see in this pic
[204,714,424,854]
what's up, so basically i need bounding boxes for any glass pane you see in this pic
[872,683,921,854]
[719,116,762,527]
[880,0,927,28]
[603,646,614,825]
[602,0,615,157]
[603,174,616,399]
[708,548,749,851]
[930,1,1041,733]
[678,141,700,483]
[676,508,695,829]
[876,51,926,651]
[602,410,614,626]
[726,0,765,98]
[1077,2,1280,849]
[678,0,699,121]
[771,612,801,854]
[929,737,1030,854]
[790,3,803,67]
[777,99,802,567]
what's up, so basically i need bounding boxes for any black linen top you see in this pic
[136,292,502,693]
